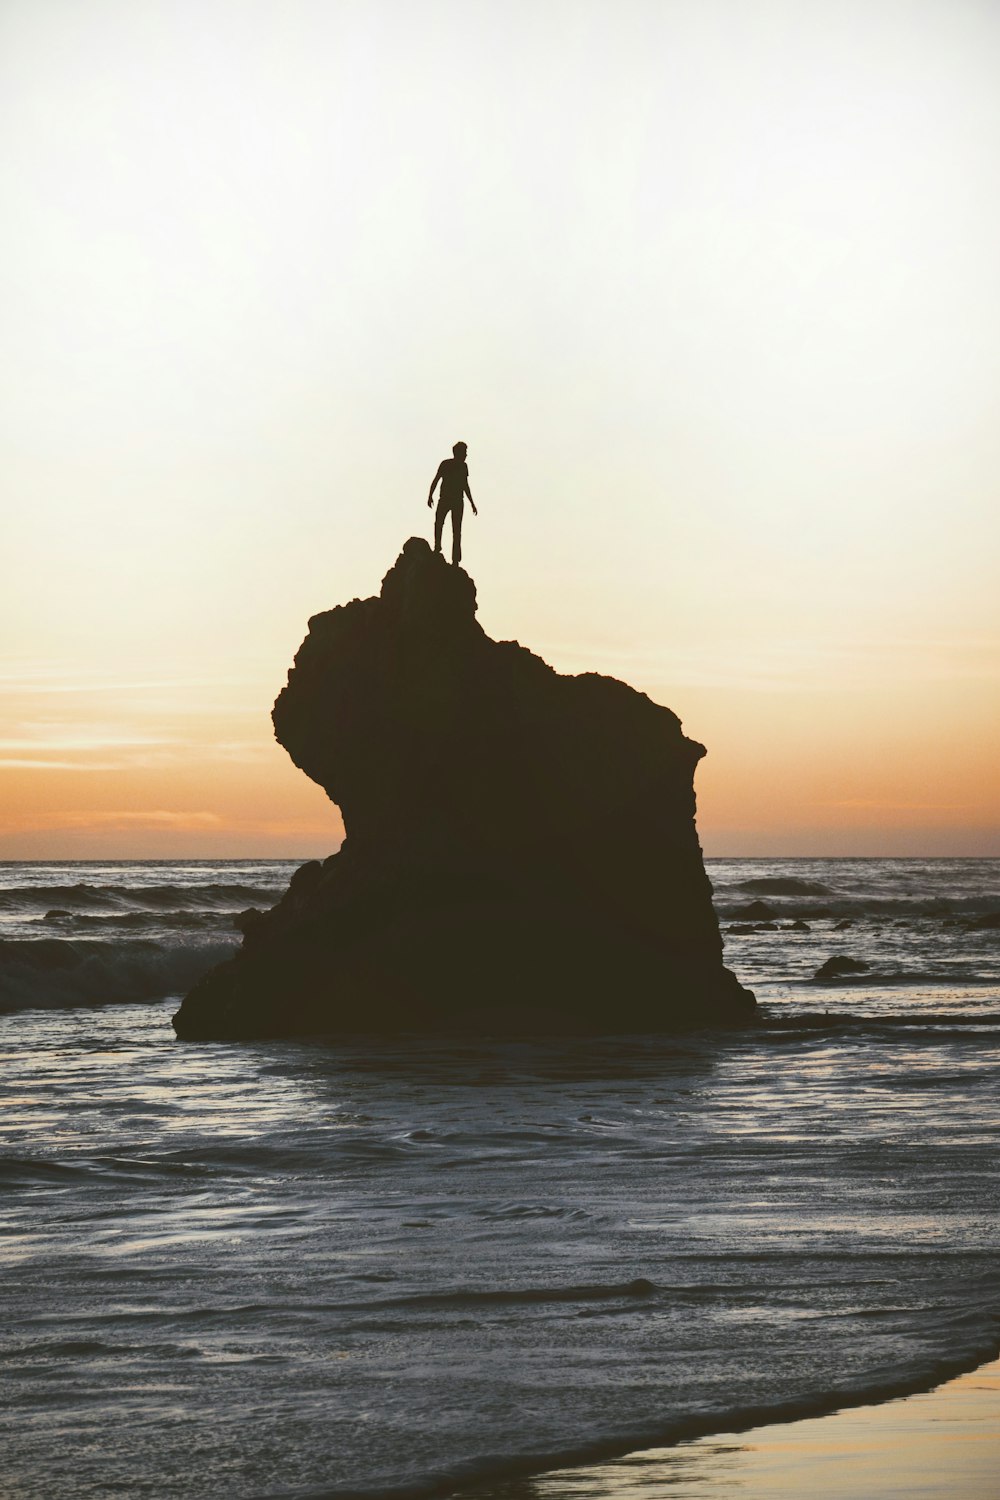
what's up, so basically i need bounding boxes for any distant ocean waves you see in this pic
[713,877,1000,920]
[0,880,280,913]
[2,857,999,1016]
[0,860,298,1013]
[709,857,1000,1000]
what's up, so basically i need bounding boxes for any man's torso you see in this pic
[439,457,468,503]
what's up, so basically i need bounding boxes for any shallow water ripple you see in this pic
[2,989,999,1499]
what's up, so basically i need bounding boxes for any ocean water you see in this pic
[1,857,999,1498]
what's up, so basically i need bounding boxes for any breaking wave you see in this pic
[0,937,235,1012]
[0,882,278,914]
[37,909,239,933]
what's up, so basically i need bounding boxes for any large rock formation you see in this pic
[173,539,754,1039]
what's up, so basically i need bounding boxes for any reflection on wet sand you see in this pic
[460,1356,1000,1498]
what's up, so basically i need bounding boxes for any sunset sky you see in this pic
[2,0,999,859]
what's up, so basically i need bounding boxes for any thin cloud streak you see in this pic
[0,734,182,751]
[539,636,1000,695]
[2,808,338,841]
[0,759,135,772]
[53,810,224,830]
[0,665,265,694]
[825,799,974,813]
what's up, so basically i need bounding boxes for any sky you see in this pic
[2,0,998,859]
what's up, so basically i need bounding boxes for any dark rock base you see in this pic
[174,862,754,1041]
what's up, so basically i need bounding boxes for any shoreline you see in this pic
[451,1352,1000,1499]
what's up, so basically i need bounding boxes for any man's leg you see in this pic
[434,500,447,553]
[451,499,464,565]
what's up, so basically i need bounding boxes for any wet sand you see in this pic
[463,1355,1000,1498]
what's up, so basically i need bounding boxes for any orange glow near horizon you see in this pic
[0,664,343,860]
[3,618,998,859]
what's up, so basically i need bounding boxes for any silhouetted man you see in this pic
[428,441,477,565]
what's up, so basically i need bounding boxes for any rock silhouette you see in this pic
[173,539,755,1040]
[813,955,870,980]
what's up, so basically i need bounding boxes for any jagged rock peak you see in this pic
[376,534,479,628]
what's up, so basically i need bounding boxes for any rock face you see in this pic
[173,539,754,1040]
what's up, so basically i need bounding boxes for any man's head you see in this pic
[452,441,467,458]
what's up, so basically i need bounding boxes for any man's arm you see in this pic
[427,463,444,508]
[464,477,478,515]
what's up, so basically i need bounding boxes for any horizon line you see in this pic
[2,852,999,864]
